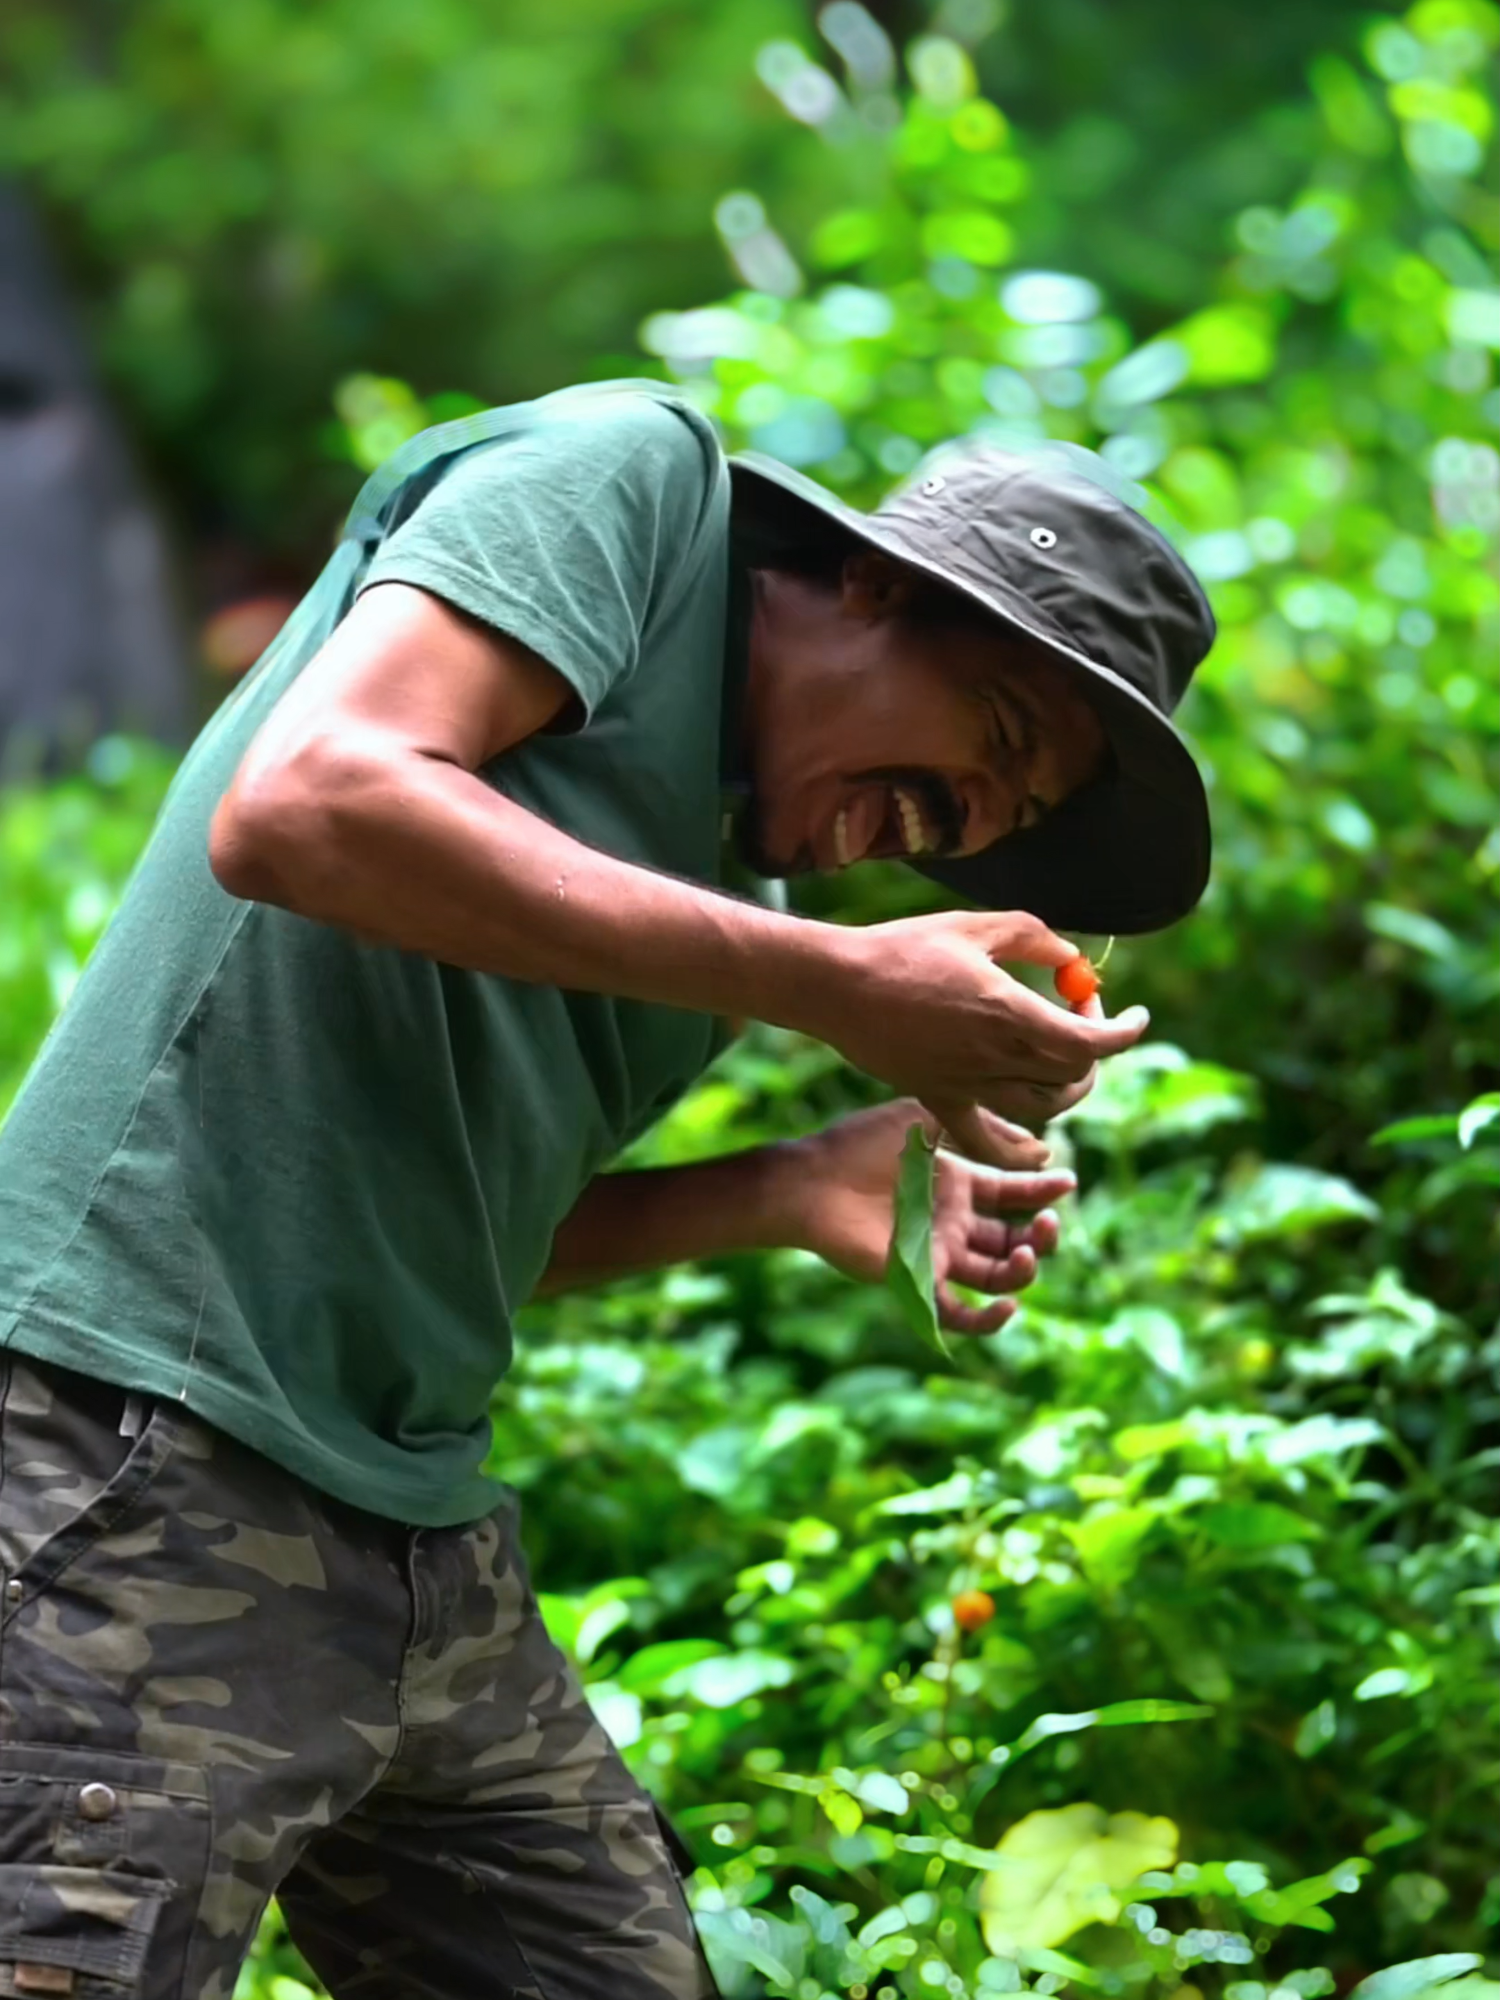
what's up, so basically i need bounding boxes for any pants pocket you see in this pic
[0,1863,171,1994]
[0,1744,211,1999]
[0,1361,180,1620]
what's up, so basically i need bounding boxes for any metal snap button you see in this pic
[920,475,946,496]
[78,1782,119,1822]
[4,1577,22,1604]
[1029,526,1058,549]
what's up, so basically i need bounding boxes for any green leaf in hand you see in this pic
[886,1122,951,1360]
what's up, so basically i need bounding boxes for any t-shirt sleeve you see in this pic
[356,395,721,719]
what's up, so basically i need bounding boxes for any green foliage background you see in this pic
[1,1,1496,1996]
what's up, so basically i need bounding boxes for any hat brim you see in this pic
[729,453,1211,935]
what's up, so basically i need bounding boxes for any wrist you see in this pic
[750,1136,823,1254]
[741,916,870,1045]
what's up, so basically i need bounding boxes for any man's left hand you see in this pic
[794,1099,1076,1336]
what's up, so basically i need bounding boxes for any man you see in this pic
[0,381,1213,1998]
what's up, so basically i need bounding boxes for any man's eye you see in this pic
[985,696,1017,764]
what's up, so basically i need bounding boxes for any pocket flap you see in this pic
[0,1866,167,1990]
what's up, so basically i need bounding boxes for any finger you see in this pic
[1034,1069,1098,1119]
[929,1098,1040,1153]
[965,911,1079,970]
[986,1214,1061,1261]
[983,977,1152,1066]
[972,1069,1096,1125]
[966,1217,1020,1263]
[970,1169,1077,1214]
[936,1286,1019,1337]
[971,1209,1062,1263]
[1026,1208,1062,1256]
[948,1242,1039,1295]
[928,1100,1051,1170]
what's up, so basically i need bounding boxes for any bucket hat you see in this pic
[728,441,1215,935]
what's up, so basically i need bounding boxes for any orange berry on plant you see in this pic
[952,1588,995,1633]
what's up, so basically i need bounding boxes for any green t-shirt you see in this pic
[0,382,738,1527]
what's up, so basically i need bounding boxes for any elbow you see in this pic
[208,777,313,907]
[208,786,289,904]
[208,737,375,910]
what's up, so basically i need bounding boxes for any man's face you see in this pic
[738,555,1110,878]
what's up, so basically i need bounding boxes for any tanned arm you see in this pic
[533,1145,804,1297]
[209,583,1146,1156]
[210,584,836,1027]
[535,1102,1080,1334]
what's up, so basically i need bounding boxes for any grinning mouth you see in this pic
[833,772,965,868]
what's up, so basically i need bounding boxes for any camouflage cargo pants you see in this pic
[0,1353,718,1999]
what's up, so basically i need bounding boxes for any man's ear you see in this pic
[840,549,919,621]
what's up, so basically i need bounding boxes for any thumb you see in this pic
[1074,1005,1151,1056]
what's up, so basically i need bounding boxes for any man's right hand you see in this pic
[802,910,1148,1169]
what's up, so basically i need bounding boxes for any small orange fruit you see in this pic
[952,1588,996,1633]
[1054,954,1100,1010]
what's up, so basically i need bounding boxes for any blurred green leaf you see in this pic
[1213,1165,1379,1244]
[1172,303,1278,383]
[662,1649,795,1707]
[886,1122,950,1359]
[1349,1956,1484,2000]
[1458,1094,1500,1147]
[979,1804,1179,1951]
[1196,1501,1322,1547]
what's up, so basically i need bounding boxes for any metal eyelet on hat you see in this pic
[920,475,946,496]
[1029,526,1058,549]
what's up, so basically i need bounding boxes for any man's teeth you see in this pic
[834,793,930,866]
[897,789,927,856]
